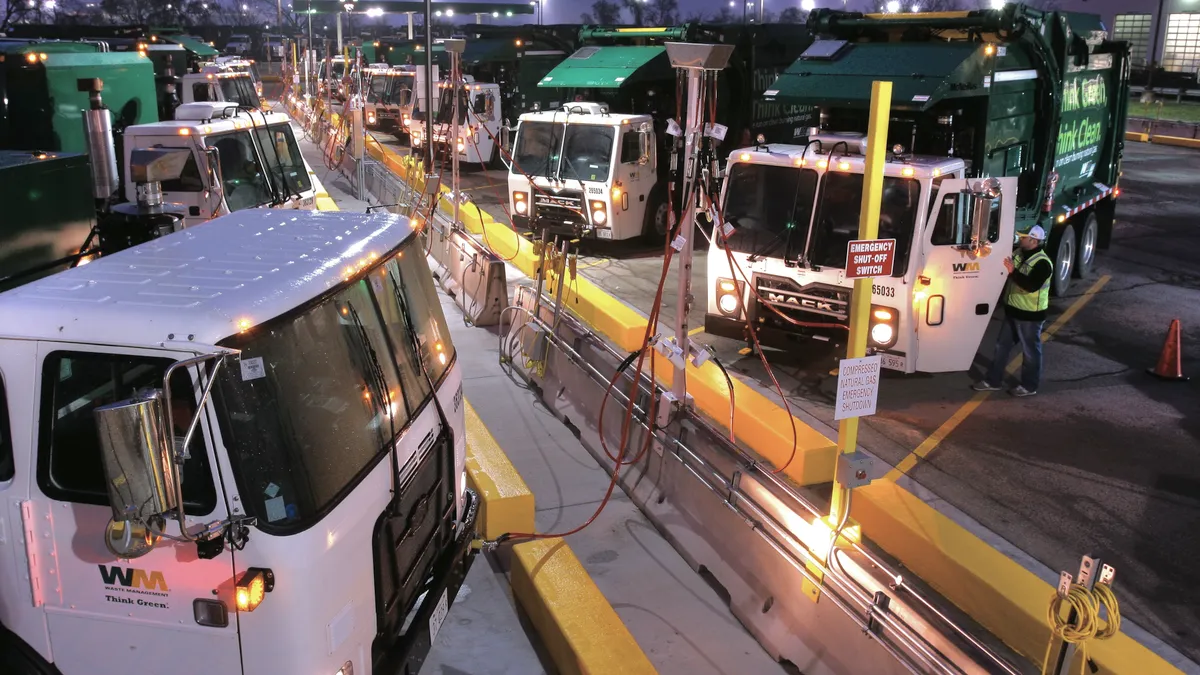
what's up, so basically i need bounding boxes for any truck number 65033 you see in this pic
[872,285,895,298]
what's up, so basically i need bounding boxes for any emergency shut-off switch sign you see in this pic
[834,355,881,421]
[845,239,896,279]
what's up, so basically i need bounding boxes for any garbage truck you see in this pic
[0,205,478,675]
[704,4,1130,373]
[506,23,816,241]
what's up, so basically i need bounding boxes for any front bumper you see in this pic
[372,487,479,675]
[704,313,848,349]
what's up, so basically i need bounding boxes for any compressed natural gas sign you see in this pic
[845,239,896,279]
[834,355,881,421]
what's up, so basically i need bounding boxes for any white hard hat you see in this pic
[1022,224,1047,241]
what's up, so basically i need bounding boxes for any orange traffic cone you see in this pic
[1148,319,1189,381]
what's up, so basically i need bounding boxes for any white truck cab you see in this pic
[122,102,317,227]
[416,77,503,167]
[705,134,1017,374]
[368,65,439,141]
[506,102,660,241]
[181,66,262,110]
[214,56,264,98]
[224,34,251,56]
[0,209,477,675]
[318,55,350,101]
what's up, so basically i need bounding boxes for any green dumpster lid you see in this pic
[537,45,670,89]
[461,38,520,65]
[164,34,219,58]
[766,41,986,111]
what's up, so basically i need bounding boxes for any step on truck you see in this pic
[706,4,1129,373]
[506,24,816,241]
[0,205,477,675]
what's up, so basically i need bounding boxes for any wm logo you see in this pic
[98,565,169,592]
[952,262,981,272]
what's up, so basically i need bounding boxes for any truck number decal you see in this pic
[872,285,895,298]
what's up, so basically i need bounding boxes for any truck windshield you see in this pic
[807,173,920,274]
[367,74,388,103]
[383,75,412,106]
[559,125,615,182]
[213,238,457,532]
[209,129,274,211]
[722,163,818,259]
[511,121,615,181]
[220,74,261,108]
[435,88,470,125]
[252,122,313,197]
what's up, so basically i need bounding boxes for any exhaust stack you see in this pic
[78,77,119,203]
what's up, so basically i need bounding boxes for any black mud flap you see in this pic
[371,488,479,675]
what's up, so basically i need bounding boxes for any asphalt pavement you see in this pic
[362,128,1200,665]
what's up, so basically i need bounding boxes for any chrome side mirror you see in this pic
[638,129,652,166]
[94,390,175,559]
[968,177,1002,257]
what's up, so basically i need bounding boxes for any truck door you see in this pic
[914,177,1017,373]
[28,344,241,675]
[616,127,654,232]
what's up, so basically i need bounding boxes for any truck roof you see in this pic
[732,143,965,179]
[124,105,290,136]
[0,210,416,347]
[518,106,649,126]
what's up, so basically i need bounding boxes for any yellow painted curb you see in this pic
[1150,134,1200,149]
[1125,131,1150,143]
[367,141,839,485]
[464,400,535,540]
[512,538,658,675]
[853,482,1188,675]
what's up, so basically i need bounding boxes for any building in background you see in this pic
[1058,0,1199,75]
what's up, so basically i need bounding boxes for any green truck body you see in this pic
[0,151,95,292]
[767,6,1129,292]
[0,43,159,154]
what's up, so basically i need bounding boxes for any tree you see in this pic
[708,6,737,24]
[621,0,645,26]
[777,7,807,23]
[2,0,33,31]
[644,0,678,25]
[95,0,214,26]
[877,0,963,11]
[581,0,621,24]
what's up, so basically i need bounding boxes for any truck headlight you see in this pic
[367,112,376,124]
[456,137,466,153]
[513,191,528,214]
[869,306,898,348]
[716,277,743,317]
[590,200,607,225]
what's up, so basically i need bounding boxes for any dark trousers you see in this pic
[985,315,1045,391]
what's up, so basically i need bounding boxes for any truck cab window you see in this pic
[193,82,212,102]
[0,373,12,482]
[722,163,818,259]
[36,351,217,514]
[161,153,205,192]
[809,174,917,275]
[931,192,1001,247]
[620,130,641,164]
[211,131,272,211]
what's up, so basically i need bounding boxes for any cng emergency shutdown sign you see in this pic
[845,239,896,279]
[834,355,882,421]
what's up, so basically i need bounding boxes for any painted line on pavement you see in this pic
[884,274,1111,481]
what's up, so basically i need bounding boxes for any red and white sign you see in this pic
[845,239,897,279]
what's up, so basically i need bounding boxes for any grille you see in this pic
[533,190,587,225]
[753,274,850,325]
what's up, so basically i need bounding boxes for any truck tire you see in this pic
[0,627,59,675]
[1050,223,1076,297]
[1074,212,1099,278]
[642,193,669,242]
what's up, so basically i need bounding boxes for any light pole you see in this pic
[423,0,434,170]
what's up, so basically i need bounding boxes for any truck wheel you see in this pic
[1050,223,1076,297]
[1074,212,1099,278]
[0,627,59,675]
[642,194,669,241]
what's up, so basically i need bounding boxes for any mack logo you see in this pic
[952,262,981,273]
[98,565,169,592]
[764,290,834,313]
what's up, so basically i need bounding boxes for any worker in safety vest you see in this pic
[973,224,1053,397]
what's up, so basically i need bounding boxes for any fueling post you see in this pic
[663,42,734,406]
[422,0,434,173]
[829,80,893,526]
[350,44,366,201]
[444,38,465,233]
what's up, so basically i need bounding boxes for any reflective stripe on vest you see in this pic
[1004,249,1051,312]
